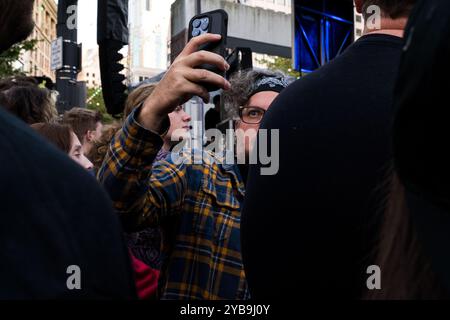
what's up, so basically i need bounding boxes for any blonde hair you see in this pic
[87,83,159,172]
[124,83,158,118]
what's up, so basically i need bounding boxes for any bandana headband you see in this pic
[250,76,290,97]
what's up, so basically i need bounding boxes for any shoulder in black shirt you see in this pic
[241,34,404,299]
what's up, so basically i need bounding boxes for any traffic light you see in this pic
[97,0,129,116]
[98,40,127,116]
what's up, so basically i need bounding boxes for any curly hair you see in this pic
[0,85,57,124]
[87,122,122,173]
[222,69,289,119]
[0,76,38,91]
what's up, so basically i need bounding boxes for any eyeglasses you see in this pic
[238,106,266,124]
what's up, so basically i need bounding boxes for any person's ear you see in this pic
[354,0,364,14]
[86,131,94,143]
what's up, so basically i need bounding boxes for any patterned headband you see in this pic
[250,76,290,97]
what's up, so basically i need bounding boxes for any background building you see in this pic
[21,0,58,81]
[79,49,102,89]
[227,0,292,68]
[234,0,292,14]
[170,0,292,64]
[128,0,176,84]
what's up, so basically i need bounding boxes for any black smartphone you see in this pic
[188,9,228,92]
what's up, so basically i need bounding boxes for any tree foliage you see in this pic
[258,56,301,79]
[86,87,115,123]
[0,40,38,78]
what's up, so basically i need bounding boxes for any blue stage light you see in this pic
[293,0,354,73]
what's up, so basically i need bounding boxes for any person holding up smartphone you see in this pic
[98,33,243,300]
[98,30,289,299]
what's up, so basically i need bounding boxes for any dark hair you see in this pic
[368,172,448,299]
[0,0,35,53]
[62,108,102,143]
[31,122,73,154]
[0,76,38,91]
[0,85,57,124]
[362,0,416,19]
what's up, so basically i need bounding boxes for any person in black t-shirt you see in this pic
[0,0,136,299]
[241,0,416,299]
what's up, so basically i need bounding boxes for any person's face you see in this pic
[69,132,94,171]
[236,91,279,158]
[166,106,192,146]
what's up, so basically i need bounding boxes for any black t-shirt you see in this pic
[0,108,136,299]
[241,34,404,299]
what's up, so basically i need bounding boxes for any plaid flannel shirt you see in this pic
[98,109,250,300]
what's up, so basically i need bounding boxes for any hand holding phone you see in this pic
[188,9,228,92]
[138,33,230,133]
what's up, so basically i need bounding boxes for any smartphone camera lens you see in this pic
[193,19,201,28]
[201,18,209,31]
[192,29,201,37]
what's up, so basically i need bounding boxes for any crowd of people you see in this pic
[1,0,450,300]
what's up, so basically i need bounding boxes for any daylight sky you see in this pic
[77,1,98,49]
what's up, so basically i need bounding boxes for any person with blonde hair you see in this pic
[89,82,191,272]
[125,82,192,158]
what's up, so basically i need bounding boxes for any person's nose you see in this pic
[182,110,191,122]
[81,154,94,171]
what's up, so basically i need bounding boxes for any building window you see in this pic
[355,15,362,23]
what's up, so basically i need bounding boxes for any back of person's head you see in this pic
[369,0,450,299]
[0,0,35,53]
[62,108,102,143]
[359,0,416,19]
[0,76,38,91]
[87,122,122,173]
[124,83,158,118]
[0,85,57,124]
[31,122,72,154]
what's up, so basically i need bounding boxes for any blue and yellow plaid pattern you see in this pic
[98,109,250,300]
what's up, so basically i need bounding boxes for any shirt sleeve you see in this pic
[98,107,187,232]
